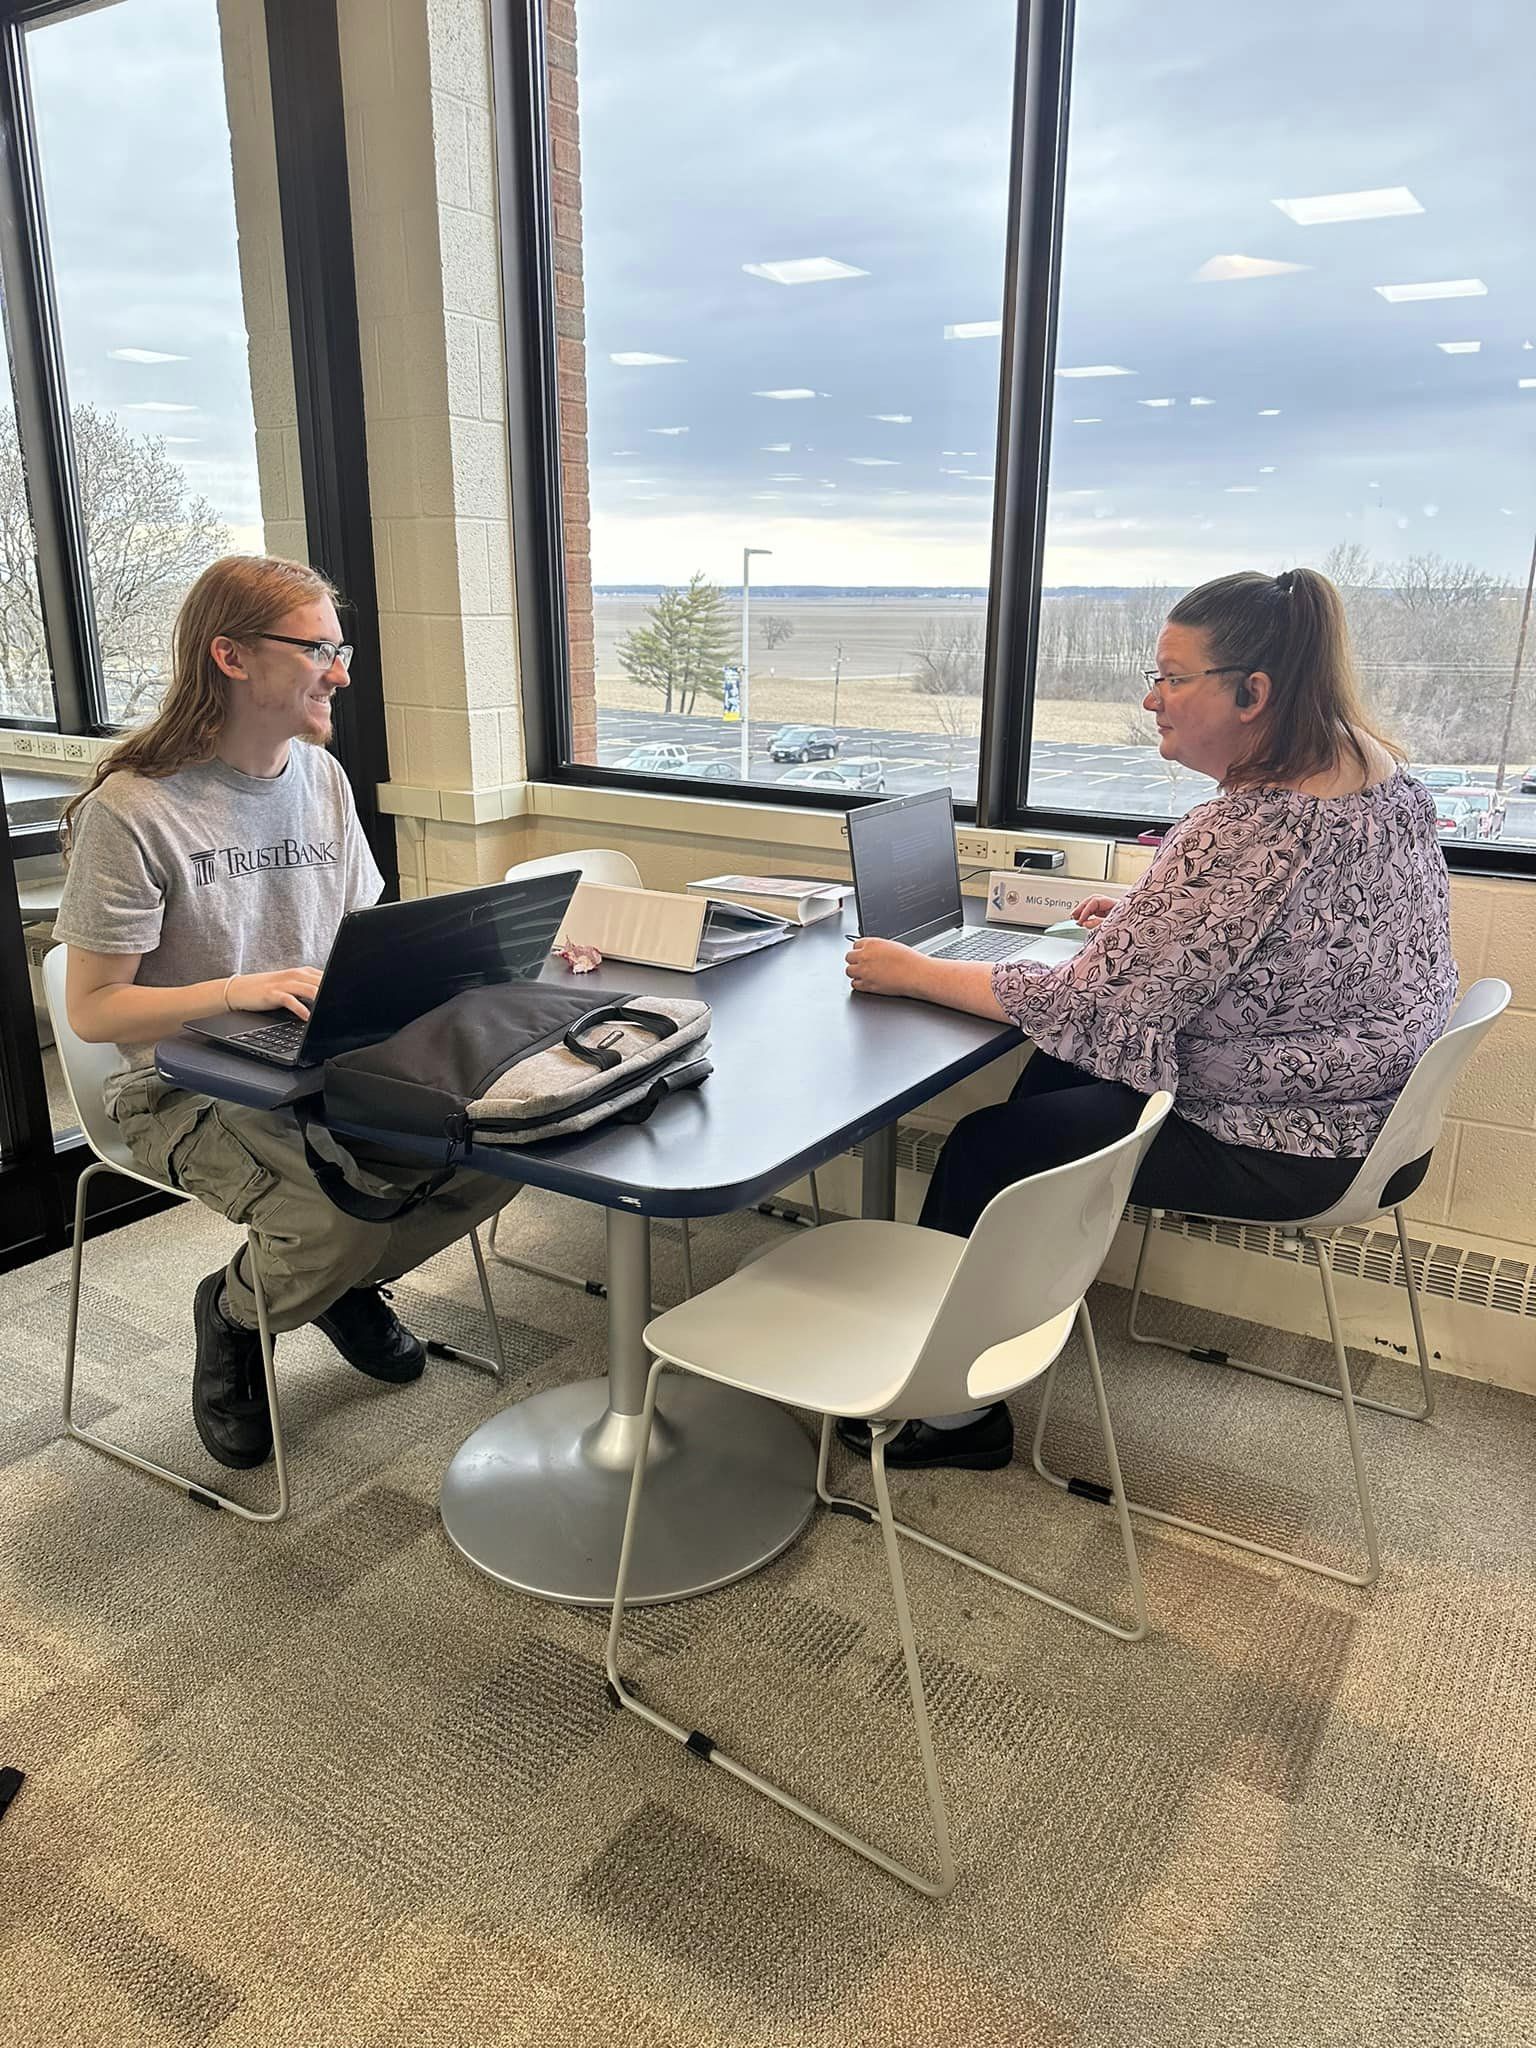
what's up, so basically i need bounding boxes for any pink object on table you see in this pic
[557,942,602,974]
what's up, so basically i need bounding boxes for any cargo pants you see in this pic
[109,1072,515,1333]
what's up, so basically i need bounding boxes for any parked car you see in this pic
[1443,787,1506,840]
[768,726,840,764]
[616,744,690,773]
[1430,796,1474,839]
[692,761,739,780]
[1520,765,1536,796]
[779,757,886,793]
[1413,766,1469,792]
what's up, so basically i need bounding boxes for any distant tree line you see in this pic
[603,553,1533,777]
[910,545,1534,768]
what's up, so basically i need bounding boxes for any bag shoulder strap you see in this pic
[292,1100,458,1223]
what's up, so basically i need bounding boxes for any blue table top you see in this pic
[157,910,1022,1218]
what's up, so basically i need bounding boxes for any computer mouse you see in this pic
[1043,919,1091,941]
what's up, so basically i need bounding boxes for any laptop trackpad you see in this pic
[1015,934,1083,966]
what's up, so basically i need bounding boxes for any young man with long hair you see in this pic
[54,555,512,1470]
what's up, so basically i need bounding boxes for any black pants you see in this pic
[919,1052,1428,1241]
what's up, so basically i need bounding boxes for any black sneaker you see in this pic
[836,1402,1015,1471]
[192,1269,274,1469]
[314,1285,425,1384]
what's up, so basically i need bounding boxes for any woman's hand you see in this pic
[1074,895,1117,929]
[228,967,323,1019]
[846,939,1010,1022]
[844,937,931,999]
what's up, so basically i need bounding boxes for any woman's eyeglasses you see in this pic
[1140,665,1249,691]
[260,634,355,672]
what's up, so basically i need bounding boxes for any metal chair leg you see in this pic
[487,1190,691,1308]
[63,1161,291,1522]
[1128,1209,1435,1422]
[423,1225,507,1379]
[1055,1227,1382,1588]
[679,1219,694,1298]
[818,1305,1148,1642]
[606,1361,956,1898]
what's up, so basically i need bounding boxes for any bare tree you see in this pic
[757,613,794,651]
[910,620,984,696]
[0,404,230,724]
[928,679,978,773]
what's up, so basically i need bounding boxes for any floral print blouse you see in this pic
[991,769,1457,1157]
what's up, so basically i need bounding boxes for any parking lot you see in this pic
[594,708,1536,839]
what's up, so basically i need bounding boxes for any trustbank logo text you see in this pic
[188,839,339,886]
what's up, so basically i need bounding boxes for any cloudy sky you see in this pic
[25,0,265,550]
[13,0,1529,602]
[578,0,1534,589]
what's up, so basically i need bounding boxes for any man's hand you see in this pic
[227,967,323,1019]
[844,938,932,999]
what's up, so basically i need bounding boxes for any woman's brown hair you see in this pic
[61,554,337,850]
[1166,566,1400,790]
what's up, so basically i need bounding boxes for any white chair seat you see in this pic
[608,1094,1173,1900]
[646,1219,1076,1417]
[1110,976,1513,1589]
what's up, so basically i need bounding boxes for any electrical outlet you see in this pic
[62,739,89,761]
[955,830,993,865]
[10,733,35,754]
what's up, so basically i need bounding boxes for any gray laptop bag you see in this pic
[298,984,711,1221]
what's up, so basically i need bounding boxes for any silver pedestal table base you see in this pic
[440,1126,898,1607]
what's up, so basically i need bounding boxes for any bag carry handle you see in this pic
[613,1056,713,1124]
[563,1002,679,1072]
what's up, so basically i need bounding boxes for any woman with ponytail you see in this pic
[840,566,1457,1470]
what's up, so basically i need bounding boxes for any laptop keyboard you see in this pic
[927,928,1038,963]
[226,1017,309,1062]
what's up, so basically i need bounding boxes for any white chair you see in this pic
[1047,978,1512,1591]
[44,945,506,1523]
[605,1092,1173,1899]
[489,848,822,1302]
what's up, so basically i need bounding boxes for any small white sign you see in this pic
[985,872,1132,929]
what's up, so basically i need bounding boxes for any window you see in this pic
[25,0,279,730]
[0,0,380,1264]
[0,283,52,726]
[509,0,1536,872]
[542,0,1018,807]
[1030,0,1536,851]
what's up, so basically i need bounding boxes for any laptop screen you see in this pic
[846,787,964,947]
[304,870,579,1060]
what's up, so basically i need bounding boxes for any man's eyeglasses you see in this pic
[260,634,355,672]
[1141,665,1249,691]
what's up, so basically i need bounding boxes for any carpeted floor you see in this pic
[2,1189,1533,2047]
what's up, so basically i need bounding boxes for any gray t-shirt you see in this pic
[53,742,383,1099]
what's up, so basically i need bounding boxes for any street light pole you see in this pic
[740,545,771,780]
[832,641,843,727]
[1492,523,1536,796]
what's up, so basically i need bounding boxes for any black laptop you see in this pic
[846,787,1081,965]
[182,870,580,1069]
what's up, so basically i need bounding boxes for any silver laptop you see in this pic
[846,787,1083,966]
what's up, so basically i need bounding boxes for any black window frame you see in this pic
[0,0,392,1272]
[495,0,1536,882]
